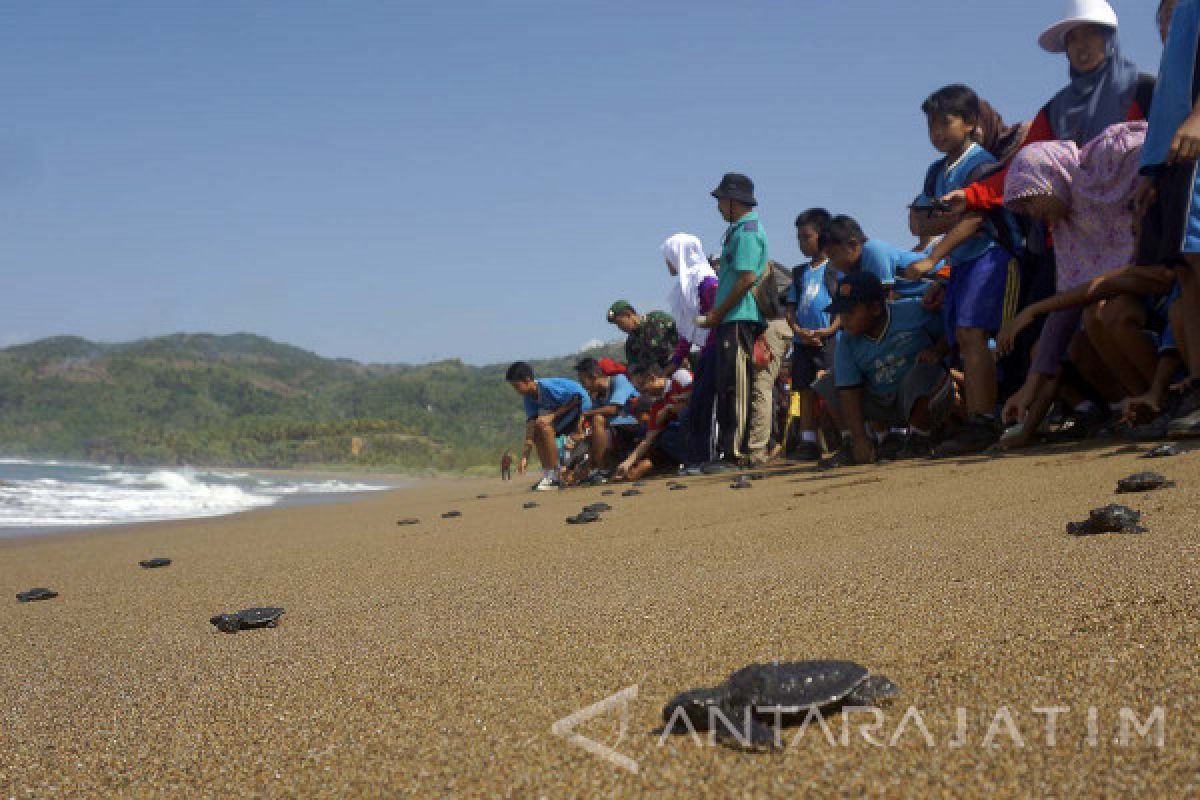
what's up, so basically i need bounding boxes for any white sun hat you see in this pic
[1038,0,1119,53]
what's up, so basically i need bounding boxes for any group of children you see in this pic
[507,0,1200,490]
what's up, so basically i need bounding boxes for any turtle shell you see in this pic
[139,558,172,569]
[723,660,870,713]
[237,607,285,628]
[16,588,58,603]
[1115,472,1172,494]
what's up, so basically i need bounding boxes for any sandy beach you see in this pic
[1,445,1197,798]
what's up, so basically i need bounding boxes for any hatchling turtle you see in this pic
[621,489,641,497]
[668,483,689,491]
[441,511,462,519]
[566,510,600,525]
[584,502,612,513]
[730,476,753,490]
[662,660,899,751]
[16,588,58,603]
[1142,444,1181,459]
[601,490,616,497]
[1067,505,1146,536]
[396,518,420,526]
[139,558,172,569]
[1116,472,1175,494]
[209,607,285,633]
[523,501,539,510]
[632,481,648,488]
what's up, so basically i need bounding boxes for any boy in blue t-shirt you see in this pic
[784,207,841,461]
[820,215,933,301]
[506,361,593,491]
[813,273,954,467]
[575,357,641,475]
[905,85,1018,457]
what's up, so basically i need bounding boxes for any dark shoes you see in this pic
[895,433,932,461]
[932,415,1001,459]
[789,441,822,462]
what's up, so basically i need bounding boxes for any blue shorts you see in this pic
[943,247,1018,348]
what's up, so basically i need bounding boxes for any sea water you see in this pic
[0,459,396,535]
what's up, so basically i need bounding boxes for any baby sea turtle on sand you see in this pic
[209,607,286,633]
[601,490,616,496]
[632,481,648,487]
[476,494,489,499]
[662,660,899,751]
[523,501,539,509]
[1067,505,1146,536]
[566,510,601,525]
[442,511,462,519]
[730,476,753,490]
[668,483,688,491]
[1115,472,1175,494]
[1142,444,1181,459]
[621,489,641,497]
[397,518,420,526]
[584,502,612,513]
[138,558,172,569]
[16,588,58,603]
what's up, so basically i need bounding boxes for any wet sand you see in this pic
[1,446,1197,797]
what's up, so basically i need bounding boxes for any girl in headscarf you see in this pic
[996,121,1168,446]
[661,233,719,468]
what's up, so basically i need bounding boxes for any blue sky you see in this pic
[0,0,1167,364]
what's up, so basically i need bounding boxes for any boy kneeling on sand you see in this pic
[614,363,693,482]
[506,362,592,491]
[814,273,955,467]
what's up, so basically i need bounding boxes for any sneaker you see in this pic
[876,432,906,462]
[1168,407,1200,438]
[1171,382,1200,420]
[817,443,858,471]
[932,416,1001,459]
[790,441,822,462]
[1125,413,1171,442]
[895,434,932,460]
[533,476,561,492]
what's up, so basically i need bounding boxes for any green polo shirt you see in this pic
[715,210,768,325]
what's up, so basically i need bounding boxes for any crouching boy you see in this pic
[813,273,954,466]
[615,363,693,481]
[506,361,592,491]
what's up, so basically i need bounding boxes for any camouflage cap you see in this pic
[606,301,635,322]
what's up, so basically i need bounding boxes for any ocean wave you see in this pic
[0,463,393,529]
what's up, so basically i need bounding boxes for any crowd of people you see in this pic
[505,0,1200,491]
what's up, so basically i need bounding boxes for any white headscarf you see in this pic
[661,233,716,348]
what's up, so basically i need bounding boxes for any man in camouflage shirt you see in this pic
[606,300,679,372]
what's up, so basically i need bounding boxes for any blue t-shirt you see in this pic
[715,211,768,325]
[785,259,840,339]
[1143,0,1200,172]
[859,240,930,299]
[604,373,640,427]
[916,143,998,266]
[834,299,945,395]
[524,378,592,421]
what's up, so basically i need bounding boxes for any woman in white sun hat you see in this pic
[943,0,1156,216]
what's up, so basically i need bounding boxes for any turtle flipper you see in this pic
[844,674,899,707]
[715,714,780,752]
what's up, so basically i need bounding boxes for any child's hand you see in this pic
[996,309,1034,357]
[904,258,936,281]
[1170,111,1200,163]
[1121,393,1162,424]
[939,190,968,215]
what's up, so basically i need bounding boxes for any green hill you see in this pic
[0,333,624,471]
